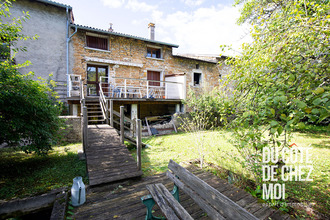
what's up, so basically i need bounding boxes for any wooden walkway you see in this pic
[73,163,293,220]
[86,124,143,186]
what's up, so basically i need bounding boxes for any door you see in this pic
[147,71,161,86]
[87,65,108,96]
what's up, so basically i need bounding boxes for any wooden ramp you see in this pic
[86,124,143,186]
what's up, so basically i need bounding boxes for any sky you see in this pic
[55,0,252,56]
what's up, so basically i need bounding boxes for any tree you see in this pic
[0,0,62,155]
[221,0,329,184]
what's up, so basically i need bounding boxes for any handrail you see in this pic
[112,109,133,123]
[99,81,107,120]
[80,77,84,100]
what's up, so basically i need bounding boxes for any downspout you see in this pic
[66,7,77,98]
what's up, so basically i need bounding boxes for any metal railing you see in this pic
[68,74,82,97]
[99,76,185,100]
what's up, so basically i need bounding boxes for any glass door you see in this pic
[87,65,108,96]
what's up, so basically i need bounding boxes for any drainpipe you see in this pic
[66,7,77,98]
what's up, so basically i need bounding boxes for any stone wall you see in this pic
[71,29,230,96]
[58,116,82,143]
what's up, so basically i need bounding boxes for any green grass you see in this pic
[130,128,329,219]
[131,130,245,177]
[0,143,87,200]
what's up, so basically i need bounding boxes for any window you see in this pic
[147,71,161,86]
[86,35,108,50]
[147,47,161,59]
[193,72,202,86]
[0,43,10,61]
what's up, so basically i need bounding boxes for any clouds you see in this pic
[181,0,205,7]
[158,5,251,55]
[101,0,125,8]
[100,0,251,55]
[101,0,157,12]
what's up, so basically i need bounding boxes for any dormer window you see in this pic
[86,35,108,50]
[147,47,161,59]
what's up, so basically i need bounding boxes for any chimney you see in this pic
[148,22,155,40]
[108,23,114,32]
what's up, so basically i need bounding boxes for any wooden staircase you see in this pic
[85,98,105,125]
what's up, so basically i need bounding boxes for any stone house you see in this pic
[5,0,230,123]
[69,23,230,121]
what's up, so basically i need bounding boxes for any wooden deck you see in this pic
[86,124,143,186]
[73,163,293,220]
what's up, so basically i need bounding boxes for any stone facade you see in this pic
[70,28,230,96]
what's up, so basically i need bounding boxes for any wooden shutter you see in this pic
[147,71,160,86]
[86,35,108,50]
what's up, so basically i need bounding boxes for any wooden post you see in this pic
[136,119,142,171]
[120,106,124,144]
[147,81,149,98]
[83,106,88,152]
[105,99,109,125]
[110,100,113,127]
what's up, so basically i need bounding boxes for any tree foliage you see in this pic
[221,0,329,184]
[0,0,62,155]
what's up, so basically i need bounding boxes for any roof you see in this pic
[71,24,179,48]
[36,0,72,9]
[173,54,218,64]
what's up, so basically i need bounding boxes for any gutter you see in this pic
[66,7,77,98]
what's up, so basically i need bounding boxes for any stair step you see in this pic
[88,119,105,122]
[87,111,102,113]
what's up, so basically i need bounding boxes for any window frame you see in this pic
[146,46,162,59]
[192,69,202,87]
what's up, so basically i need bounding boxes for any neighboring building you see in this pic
[2,0,74,101]
[5,0,231,122]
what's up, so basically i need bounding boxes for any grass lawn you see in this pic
[130,127,329,219]
[0,143,87,200]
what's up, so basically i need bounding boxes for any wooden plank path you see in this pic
[86,124,143,186]
[73,163,293,220]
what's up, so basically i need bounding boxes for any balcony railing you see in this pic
[99,76,185,100]
[68,75,186,100]
[68,74,81,97]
